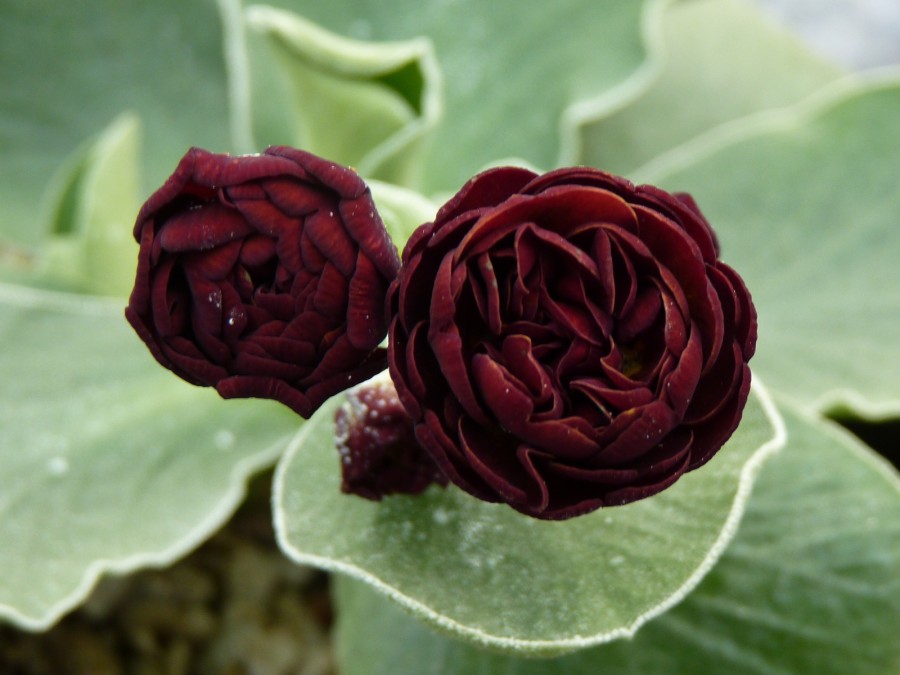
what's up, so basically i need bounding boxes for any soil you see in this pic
[0,471,335,675]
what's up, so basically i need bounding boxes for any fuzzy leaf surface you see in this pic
[274,386,782,655]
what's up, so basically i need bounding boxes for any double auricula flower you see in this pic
[127,147,756,520]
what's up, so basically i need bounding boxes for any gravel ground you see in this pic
[0,472,335,675]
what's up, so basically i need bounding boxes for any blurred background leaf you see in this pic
[244,4,441,187]
[36,113,141,298]
[0,0,232,249]
[250,0,660,193]
[0,285,300,628]
[569,0,844,174]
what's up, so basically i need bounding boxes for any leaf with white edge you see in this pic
[250,0,660,193]
[273,383,783,655]
[36,113,141,298]
[639,73,900,418]
[0,284,301,629]
[243,5,441,188]
[334,400,900,674]
[0,0,231,249]
[567,0,843,174]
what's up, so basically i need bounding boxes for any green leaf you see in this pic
[243,5,442,187]
[251,0,659,193]
[368,179,437,249]
[333,400,900,674]
[639,74,900,418]
[35,113,141,298]
[273,383,783,655]
[0,283,301,629]
[569,0,843,174]
[0,0,231,249]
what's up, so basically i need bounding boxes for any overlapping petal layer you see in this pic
[388,167,756,519]
[127,146,400,417]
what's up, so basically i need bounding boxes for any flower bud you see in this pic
[335,374,447,500]
[126,146,399,417]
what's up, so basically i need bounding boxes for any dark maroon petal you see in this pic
[632,206,709,296]
[521,166,635,198]
[397,219,435,265]
[595,400,678,465]
[313,262,350,318]
[303,333,370,384]
[232,348,306,381]
[185,277,230,363]
[635,185,719,262]
[125,305,173,373]
[272,223,305,275]
[659,327,703,418]
[266,145,368,199]
[190,150,299,189]
[458,418,535,505]
[161,335,229,385]
[302,349,393,413]
[223,181,267,204]
[390,319,427,418]
[430,329,490,425]
[157,204,253,253]
[346,253,389,351]
[500,334,549,399]
[471,354,598,459]
[455,186,636,261]
[132,149,203,238]
[232,193,300,238]
[616,287,661,341]
[303,208,357,276]
[433,166,537,225]
[658,285,689,354]
[715,262,758,360]
[469,253,503,335]
[570,378,655,415]
[413,411,496,502]
[249,335,316,365]
[217,375,313,417]
[128,224,156,308]
[688,363,751,468]
[340,192,401,280]
[147,257,180,337]
[685,341,743,424]
[259,177,327,217]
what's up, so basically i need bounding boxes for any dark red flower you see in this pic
[387,166,757,519]
[126,146,400,418]
[335,374,448,501]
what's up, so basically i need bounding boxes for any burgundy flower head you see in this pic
[387,166,757,519]
[126,146,400,418]
[335,374,448,501]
